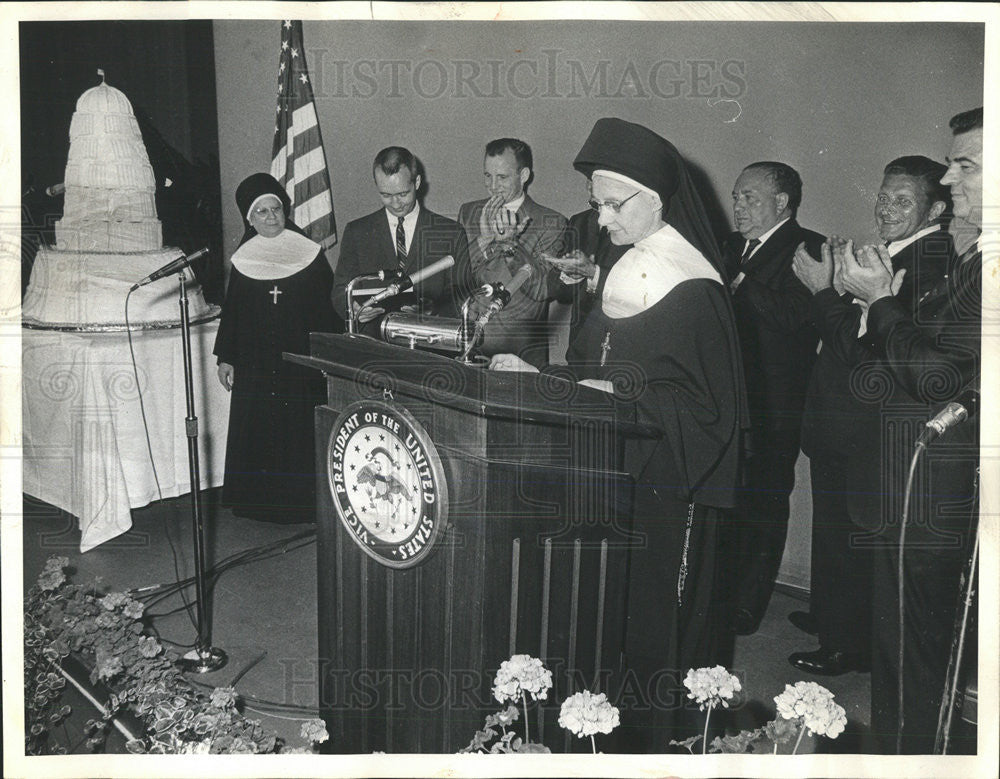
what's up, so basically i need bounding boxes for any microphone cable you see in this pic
[895,443,923,754]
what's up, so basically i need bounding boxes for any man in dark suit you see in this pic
[790,156,955,678]
[838,108,982,753]
[721,161,825,636]
[332,146,469,328]
[458,138,567,367]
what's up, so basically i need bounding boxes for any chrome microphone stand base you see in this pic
[177,646,229,674]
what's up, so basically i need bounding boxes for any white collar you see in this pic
[749,217,791,249]
[385,201,420,229]
[886,223,941,257]
[503,194,526,212]
[231,229,320,280]
[603,224,721,318]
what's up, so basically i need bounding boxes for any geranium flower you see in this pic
[300,718,329,744]
[38,568,66,592]
[101,592,128,611]
[774,681,847,739]
[122,598,145,620]
[492,654,553,704]
[683,666,742,711]
[558,690,620,738]
[138,636,162,658]
[210,686,237,710]
[94,649,124,681]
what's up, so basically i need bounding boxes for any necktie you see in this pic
[395,217,407,271]
[740,238,760,263]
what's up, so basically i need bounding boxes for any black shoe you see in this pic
[788,648,870,676]
[732,607,759,636]
[788,610,818,636]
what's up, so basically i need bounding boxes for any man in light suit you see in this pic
[458,138,567,367]
[720,161,826,637]
[332,146,469,327]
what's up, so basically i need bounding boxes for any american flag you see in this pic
[271,20,337,247]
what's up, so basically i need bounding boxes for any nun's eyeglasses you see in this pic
[588,190,641,214]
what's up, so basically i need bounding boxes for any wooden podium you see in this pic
[290,333,658,753]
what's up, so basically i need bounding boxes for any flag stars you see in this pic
[283,20,292,28]
[279,62,286,73]
[290,47,299,58]
[281,41,289,51]
[299,73,309,84]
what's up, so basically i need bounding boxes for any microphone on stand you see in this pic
[475,263,534,328]
[916,388,979,447]
[131,248,210,291]
[362,255,455,307]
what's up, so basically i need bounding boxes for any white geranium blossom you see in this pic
[683,666,742,710]
[492,654,553,704]
[774,681,847,738]
[558,690,620,738]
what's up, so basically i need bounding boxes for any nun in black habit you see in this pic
[491,119,747,751]
[214,173,339,522]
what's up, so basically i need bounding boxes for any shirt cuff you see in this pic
[730,271,746,291]
[586,266,601,294]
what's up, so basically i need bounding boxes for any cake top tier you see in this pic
[75,76,135,118]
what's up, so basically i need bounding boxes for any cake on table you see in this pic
[22,72,217,329]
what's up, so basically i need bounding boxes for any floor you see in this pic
[21,488,872,755]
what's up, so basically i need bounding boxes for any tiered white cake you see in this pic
[22,75,216,328]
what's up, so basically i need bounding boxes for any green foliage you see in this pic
[23,556,326,755]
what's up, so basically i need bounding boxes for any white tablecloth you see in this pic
[22,321,230,551]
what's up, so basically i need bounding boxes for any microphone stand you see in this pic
[174,271,227,673]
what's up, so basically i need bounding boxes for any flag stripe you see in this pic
[269,20,337,246]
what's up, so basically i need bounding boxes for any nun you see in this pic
[213,173,339,523]
[492,118,747,750]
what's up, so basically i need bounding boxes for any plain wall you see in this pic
[212,19,984,590]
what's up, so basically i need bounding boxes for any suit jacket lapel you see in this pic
[741,219,797,274]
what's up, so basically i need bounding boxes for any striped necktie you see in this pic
[741,238,760,263]
[395,216,407,271]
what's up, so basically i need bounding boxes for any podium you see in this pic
[289,333,659,753]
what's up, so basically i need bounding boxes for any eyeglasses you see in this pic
[252,205,284,218]
[588,190,641,214]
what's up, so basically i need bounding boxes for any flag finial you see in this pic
[97,68,105,83]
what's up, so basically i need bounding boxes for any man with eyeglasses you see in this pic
[458,138,567,367]
[546,197,632,351]
[720,162,826,638]
[332,146,469,327]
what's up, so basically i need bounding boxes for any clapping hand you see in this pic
[479,195,530,243]
[791,241,832,294]
[839,240,904,305]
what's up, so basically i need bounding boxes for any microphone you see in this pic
[130,247,210,291]
[475,263,534,327]
[916,388,979,447]
[362,255,455,306]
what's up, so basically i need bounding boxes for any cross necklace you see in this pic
[269,284,282,304]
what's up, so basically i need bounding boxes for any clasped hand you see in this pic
[479,194,530,242]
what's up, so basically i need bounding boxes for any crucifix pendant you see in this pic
[269,285,282,304]
[599,330,611,367]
